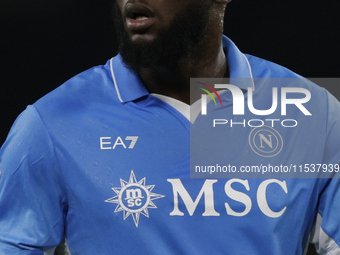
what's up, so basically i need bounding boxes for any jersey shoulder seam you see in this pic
[31,105,69,204]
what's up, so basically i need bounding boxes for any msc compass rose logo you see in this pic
[105,170,165,227]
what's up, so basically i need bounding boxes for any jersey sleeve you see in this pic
[0,105,68,254]
[310,90,340,254]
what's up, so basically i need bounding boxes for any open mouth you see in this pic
[130,12,150,21]
[125,3,155,31]
[126,3,154,20]
[133,15,149,21]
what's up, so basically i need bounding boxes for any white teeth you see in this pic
[135,16,148,21]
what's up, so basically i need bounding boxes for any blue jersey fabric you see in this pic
[0,36,340,254]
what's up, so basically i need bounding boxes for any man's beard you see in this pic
[112,1,211,74]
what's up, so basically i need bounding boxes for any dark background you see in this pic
[1,1,339,253]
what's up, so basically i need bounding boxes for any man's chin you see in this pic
[115,0,211,74]
[129,33,158,45]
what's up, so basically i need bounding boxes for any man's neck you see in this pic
[139,40,228,105]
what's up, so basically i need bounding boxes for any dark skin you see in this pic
[115,0,231,104]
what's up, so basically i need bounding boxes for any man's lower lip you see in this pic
[126,17,155,31]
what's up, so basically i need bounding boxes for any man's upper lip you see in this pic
[125,3,155,20]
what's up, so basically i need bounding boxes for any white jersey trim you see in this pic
[152,91,227,124]
[310,213,340,254]
[110,58,124,103]
[151,94,190,121]
[242,54,255,91]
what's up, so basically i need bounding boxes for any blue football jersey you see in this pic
[0,36,339,254]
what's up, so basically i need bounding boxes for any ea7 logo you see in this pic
[100,136,139,150]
